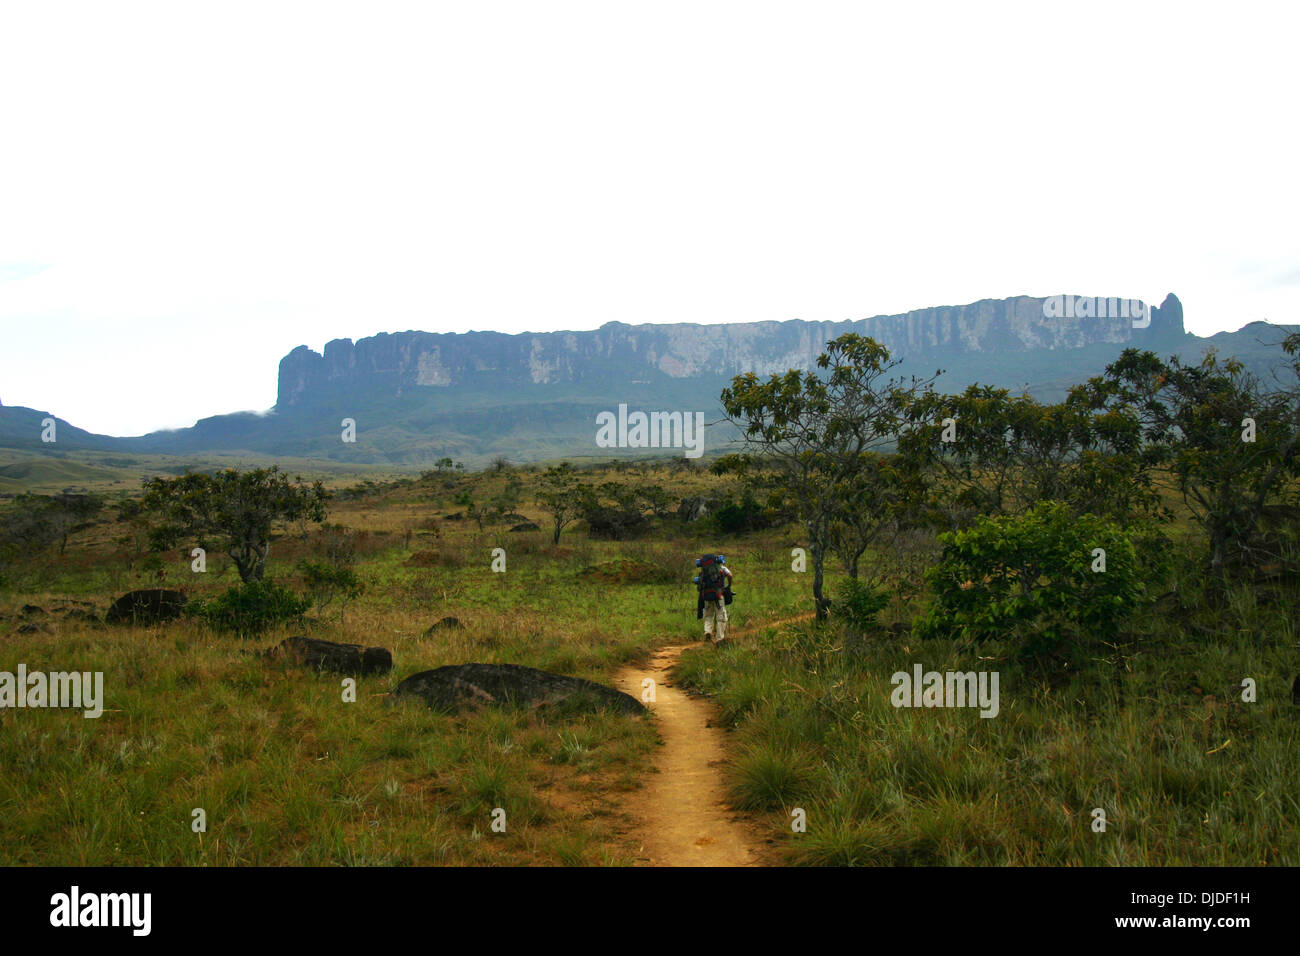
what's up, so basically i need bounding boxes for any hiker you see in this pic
[695,553,734,646]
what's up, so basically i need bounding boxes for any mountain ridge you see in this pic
[3,292,1296,466]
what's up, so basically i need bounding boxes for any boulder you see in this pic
[677,496,715,522]
[20,604,46,616]
[392,663,643,715]
[105,589,188,626]
[15,622,52,635]
[262,636,393,676]
[422,616,464,637]
[509,521,540,532]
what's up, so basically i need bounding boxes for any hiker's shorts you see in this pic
[703,600,728,641]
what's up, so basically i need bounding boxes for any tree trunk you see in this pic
[812,542,831,620]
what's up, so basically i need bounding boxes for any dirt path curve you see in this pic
[613,641,766,867]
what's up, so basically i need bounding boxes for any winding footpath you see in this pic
[614,642,765,867]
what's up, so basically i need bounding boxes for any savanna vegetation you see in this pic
[1,333,1297,866]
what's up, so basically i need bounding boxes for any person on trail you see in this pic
[695,553,733,646]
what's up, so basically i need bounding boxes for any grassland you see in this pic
[1,460,1297,866]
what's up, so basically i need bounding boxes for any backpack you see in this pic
[696,553,726,602]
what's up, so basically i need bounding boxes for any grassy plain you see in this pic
[1,460,1296,866]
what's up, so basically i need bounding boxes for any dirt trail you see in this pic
[611,615,817,866]
[614,641,766,867]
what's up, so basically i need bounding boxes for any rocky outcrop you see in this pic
[391,663,644,715]
[678,495,716,522]
[261,636,393,676]
[105,589,187,626]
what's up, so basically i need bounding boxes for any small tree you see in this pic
[1092,338,1300,573]
[488,474,524,524]
[898,383,1161,530]
[535,464,590,544]
[720,333,934,619]
[825,453,918,579]
[0,492,103,570]
[140,467,328,583]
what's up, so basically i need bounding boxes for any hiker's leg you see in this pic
[715,602,728,642]
[702,601,715,640]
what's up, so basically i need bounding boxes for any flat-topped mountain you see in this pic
[275,293,1186,407]
[2,291,1294,466]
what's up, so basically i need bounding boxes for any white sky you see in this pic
[1,0,1297,436]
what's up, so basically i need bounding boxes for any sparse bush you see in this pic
[298,560,364,624]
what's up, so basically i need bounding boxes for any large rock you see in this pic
[105,589,188,626]
[422,616,464,637]
[678,496,715,522]
[392,663,643,715]
[509,521,540,532]
[262,636,393,676]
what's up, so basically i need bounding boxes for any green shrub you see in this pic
[189,579,310,636]
[836,577,889,633]
[915,501,1143,653]
[711,494,773,535]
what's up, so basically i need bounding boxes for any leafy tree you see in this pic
[488,474,524,524]
[825,452,920,578]
[424,457,463,476]
[720,333,934,618]
[579,481,654,540]
[140,467,328,583]
[1089,337,1300,573]
[637,484,677,520]
[898,383,1161,530]
[0,492,103,567]
[535,464,591,544]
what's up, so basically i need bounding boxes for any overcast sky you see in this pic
[2,1,1297,436]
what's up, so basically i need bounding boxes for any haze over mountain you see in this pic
[2,291,1296,467]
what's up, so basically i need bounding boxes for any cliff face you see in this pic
[276,293,1186,407]
[0,291,1203,465]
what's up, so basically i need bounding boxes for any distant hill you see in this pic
[0,457,127,493]
[2,292,1295,466]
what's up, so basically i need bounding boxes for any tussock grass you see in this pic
[675,579,1300,865]
[4,461,1296,866]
